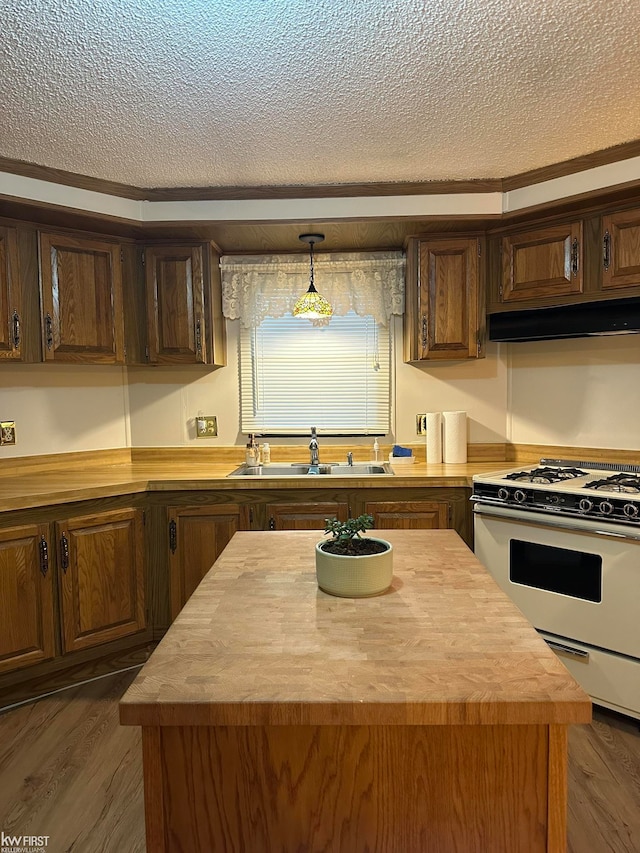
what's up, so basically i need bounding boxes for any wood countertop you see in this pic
[119,529,591,729]
[0,458,507,513]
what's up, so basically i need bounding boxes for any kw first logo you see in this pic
[1,833,50,853]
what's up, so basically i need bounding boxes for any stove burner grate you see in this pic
[504,466,588,485]
[584,473,640,494]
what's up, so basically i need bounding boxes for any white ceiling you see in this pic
[2,0,640,191]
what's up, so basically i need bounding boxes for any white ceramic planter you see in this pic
[315,539,393,598]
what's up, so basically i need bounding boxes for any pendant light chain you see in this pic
[308,240,319,293]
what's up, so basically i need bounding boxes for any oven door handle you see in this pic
[473,504,640,542]
[544,639,590,661]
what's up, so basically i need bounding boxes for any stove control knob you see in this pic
[623,503,639,519]
[578,498,593,513]
[547,494,560,504]
[514,489,527,504]
[497,487,510,500]
[599,500,614,516]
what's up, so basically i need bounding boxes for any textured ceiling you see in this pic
[2,0,640,190]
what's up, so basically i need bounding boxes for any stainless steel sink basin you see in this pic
[326,464,392,476]
[226,462,394,477]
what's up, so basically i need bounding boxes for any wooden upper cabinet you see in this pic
[39,232,124,363]
[501,222,583,303]
[0,523,55,675]
[602,209,640,290]
[404,236,484,362]
[0,225,22,361]
[56,508,145,654]
[144,243,226,366]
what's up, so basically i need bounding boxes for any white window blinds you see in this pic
[239,312,390,435]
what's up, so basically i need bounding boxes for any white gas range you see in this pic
[471,459,640,523]
[472,459,640,721]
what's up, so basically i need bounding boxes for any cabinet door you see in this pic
[602,209,640,290]
[266,501,349,530]
[364,500,450,530]
[0,226,22,361]
[406,236,483,361]
[501,222,583,302]
[0,523,55,674]
[57,509,145,653]
[168,504,249,618]
[39,232,124,363]
[145,245,206,364]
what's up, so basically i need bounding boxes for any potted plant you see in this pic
[315,514,393,597]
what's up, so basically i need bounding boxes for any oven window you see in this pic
[509,540,602,602]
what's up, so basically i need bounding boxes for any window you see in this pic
[240,311,391,435]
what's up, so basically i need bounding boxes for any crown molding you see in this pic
[502,139,640,192]
[1,137,640,203]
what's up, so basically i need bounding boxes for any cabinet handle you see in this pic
[169,519,177,553]
[45,313,54,350]
[195,318,202,356]
[12,310,20,349]
[421,315,427,348]
[39,536,49,577]
[268,517,276,530]
[60,533,69,572]
[603,230,611,271]
[571,238,579,276]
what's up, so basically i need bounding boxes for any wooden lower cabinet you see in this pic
[56,508,146,653]
[0,523,55,675]
[364,499,450,530]
[168,504,249,619]
[266,501,349,530]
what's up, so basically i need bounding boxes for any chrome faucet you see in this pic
[347,452,353,466]
[309,426,320,466]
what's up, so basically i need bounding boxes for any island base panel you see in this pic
[142,723,565,852]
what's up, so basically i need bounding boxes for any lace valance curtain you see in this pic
[220,251,405,328]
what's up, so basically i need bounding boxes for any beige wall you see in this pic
[395,329,508,446]
[2,324,639,458]
[125,319,510,451]
[0,365,129,457]
[506,335,640,450]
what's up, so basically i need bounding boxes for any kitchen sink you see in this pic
[226,462,394,477]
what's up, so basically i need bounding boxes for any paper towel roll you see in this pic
[442,411,467,464]
[426,412,443,464]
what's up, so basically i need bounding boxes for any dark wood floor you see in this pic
[0,669,638,852]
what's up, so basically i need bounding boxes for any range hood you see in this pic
[489,297,640,343]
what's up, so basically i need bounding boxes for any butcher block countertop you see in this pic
[119,529,591,729]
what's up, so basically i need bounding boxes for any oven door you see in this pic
[473,503,640,660]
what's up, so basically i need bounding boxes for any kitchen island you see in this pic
[120,529,591,853]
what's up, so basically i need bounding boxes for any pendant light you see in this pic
[292,233,333,319]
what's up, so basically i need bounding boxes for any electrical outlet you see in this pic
[196,415,218,437]
[1,421,16,445]
[416,414,427,436]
